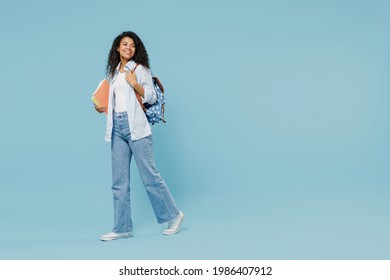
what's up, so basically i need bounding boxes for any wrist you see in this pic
[130,81,139,89]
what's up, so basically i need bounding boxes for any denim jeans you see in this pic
[111,111,179,233]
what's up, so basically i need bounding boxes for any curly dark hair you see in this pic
[106,31,150,78]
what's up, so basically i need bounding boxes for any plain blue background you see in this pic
[0,0,389,259]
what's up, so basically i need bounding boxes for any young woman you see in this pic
[95,31,184,241]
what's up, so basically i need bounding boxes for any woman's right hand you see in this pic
[94,105,106,113]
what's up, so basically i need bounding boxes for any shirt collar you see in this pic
[115,60,137,74]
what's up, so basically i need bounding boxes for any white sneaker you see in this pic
[100,232,133,241]
[163,211,185,235]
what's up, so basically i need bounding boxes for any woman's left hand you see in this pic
[125,70,145,97]
[126,71,137,87]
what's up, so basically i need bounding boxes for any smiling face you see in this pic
[117,37,135,62]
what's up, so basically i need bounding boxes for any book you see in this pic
[91,79,109,115]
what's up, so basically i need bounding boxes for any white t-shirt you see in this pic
[113,71,128,112]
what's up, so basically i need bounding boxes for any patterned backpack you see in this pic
[133,64,166,125]
[144,77,166,124]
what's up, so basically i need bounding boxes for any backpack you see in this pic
[133,65,166,125]
[144,77,166,124]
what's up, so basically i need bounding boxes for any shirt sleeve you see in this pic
[138,66,157,105]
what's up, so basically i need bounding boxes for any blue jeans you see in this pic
[111,111,179,233]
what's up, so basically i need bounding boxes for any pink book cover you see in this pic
[91,79,109,115]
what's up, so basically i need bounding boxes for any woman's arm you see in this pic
[126,66,157,104]
[126,71,145,97]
